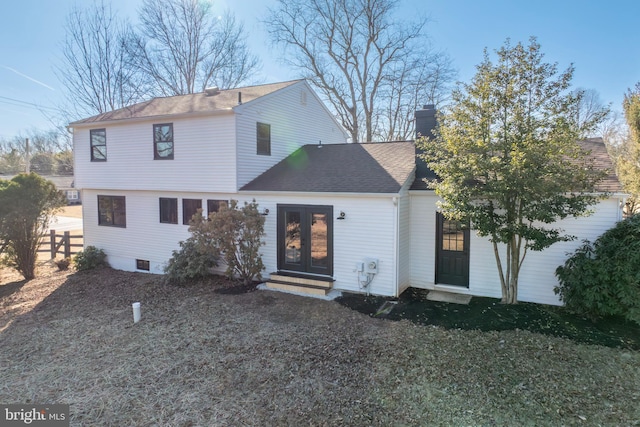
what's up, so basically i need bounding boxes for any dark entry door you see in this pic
[435,212,470,287]
[278,205,333,276]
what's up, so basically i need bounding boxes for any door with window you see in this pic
[277,205,333,276]
[435,212,470,287]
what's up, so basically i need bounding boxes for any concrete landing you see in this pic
[427,290,472,305]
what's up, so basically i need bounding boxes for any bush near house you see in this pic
[164,238,219,284]
[73,246,109,271]
[555,214,640,325]
[164,200,265,286]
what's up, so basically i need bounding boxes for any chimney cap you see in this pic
[204,86,219,96]
[423,104,435,110]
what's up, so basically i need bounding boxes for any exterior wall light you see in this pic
[337,211,346,220]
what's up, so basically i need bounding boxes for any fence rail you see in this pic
[38,230,83,259]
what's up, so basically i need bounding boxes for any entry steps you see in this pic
[265,272,334,296]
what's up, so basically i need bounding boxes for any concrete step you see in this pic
[265,280,331,296]
[269,273,333,289]
[427,290,472,305]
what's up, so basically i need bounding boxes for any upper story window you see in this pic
[98,195,126,227]
[182,198,202,225]
[159,197,178,224]
[207,199,229,217]
[154,123,174,159]
[257,122,271,156]
[90,128,107,161]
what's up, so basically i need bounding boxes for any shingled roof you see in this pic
[70,80,304,125]
[579,138,623,193]
[240,142,416,193]
[411,137,623,193]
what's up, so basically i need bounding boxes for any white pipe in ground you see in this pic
[132,302,141,323]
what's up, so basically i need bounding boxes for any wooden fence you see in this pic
[38,230,84,259]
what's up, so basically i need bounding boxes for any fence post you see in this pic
[50,229,56,259]
[64,231,71,259]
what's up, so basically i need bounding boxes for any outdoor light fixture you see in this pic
[337,211,346,220]
[261,208,270,216]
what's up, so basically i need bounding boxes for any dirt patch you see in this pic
[1,265,639,426]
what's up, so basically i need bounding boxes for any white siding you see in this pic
[235,83,348,188]
[409,193,438,288]
[74,114,237,193]
[82,189,233,273]
[83,189,399,296]
[409,192,624,305]
[469,197,623,305]
[397,190,412,294]
[246,193,397,296]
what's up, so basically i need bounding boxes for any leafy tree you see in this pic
[617,84,640,214]
[0,148,24,174]
[54,150,74,175]
[265,0,455,142]
[130,0,260,95]
[0,173,67,279]
[420,38,606,304]
[29,152,55,175]
[209,200,265,286]
[555,215,640,325]
[0,130,74,175]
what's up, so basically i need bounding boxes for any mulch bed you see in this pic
[1,264,639,426]
[336,287,640,350]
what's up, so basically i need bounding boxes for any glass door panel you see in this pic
[310,213,328,268]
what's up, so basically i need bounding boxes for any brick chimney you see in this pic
[413,105,438,185]
[415,104,436,140]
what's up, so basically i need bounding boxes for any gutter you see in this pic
[69,108,234,129]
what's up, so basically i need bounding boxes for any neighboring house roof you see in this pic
[579,138,623,193]
[410,137,623,193]
[241,142,416,194]
[69,80,304,125]
[1,174,75,190]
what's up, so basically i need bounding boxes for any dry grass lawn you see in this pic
[1,263,639,426]
[59,205,83,218]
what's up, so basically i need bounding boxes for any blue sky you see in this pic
[1,0,638,139]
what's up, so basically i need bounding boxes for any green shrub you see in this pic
[164,237,219,284]
[73,246,109,271]
[163,200,265,286]
[209,200,265,285]
[555,215,640,325]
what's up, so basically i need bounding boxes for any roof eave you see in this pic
[69,108,234,129]
[239,190,403,197]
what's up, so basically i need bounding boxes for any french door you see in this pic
[277,205,333,276]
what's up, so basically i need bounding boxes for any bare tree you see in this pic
[265,0,455,142]
[569,88,611,139]
[376,50,455,141]
[57,0,145,118]
[130,0,260,96]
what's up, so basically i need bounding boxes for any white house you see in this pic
[70,80,625,305]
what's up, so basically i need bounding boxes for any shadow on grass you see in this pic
[0,279,28,299]
[336,287,640,350]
